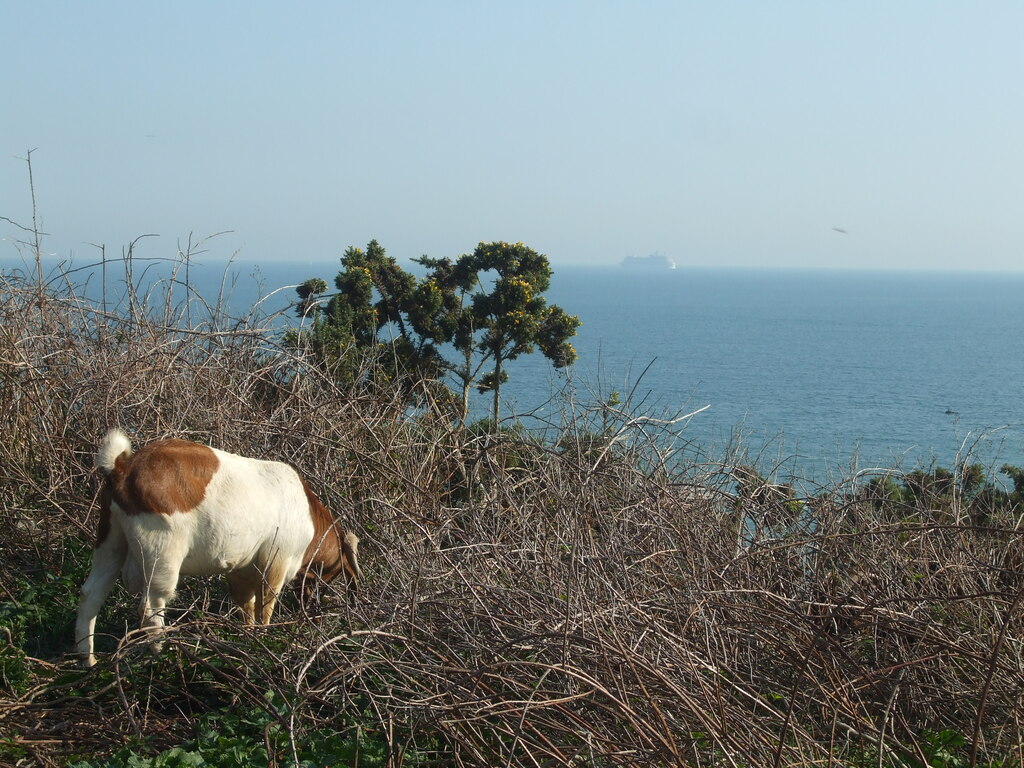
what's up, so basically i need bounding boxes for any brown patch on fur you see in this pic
[299,478,360,601]
[106,439,219,516]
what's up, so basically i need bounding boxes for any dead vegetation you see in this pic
[2,248,1024,767]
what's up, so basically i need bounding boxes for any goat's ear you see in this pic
[342,531,363,581]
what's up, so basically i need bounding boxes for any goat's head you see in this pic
[298,481,362,606]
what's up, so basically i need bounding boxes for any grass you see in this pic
[2,239,1024,766]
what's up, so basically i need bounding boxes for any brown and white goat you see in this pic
[75,429,361,666]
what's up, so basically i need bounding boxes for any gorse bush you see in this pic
[2,243,1024,767]
[289,239,581,422]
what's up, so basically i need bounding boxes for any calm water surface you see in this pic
[500,266,1024,480]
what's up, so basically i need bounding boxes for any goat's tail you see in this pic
[96,429,132,474]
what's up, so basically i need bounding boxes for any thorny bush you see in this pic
[2,253,1023,767]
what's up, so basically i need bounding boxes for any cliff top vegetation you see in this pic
[2,224,1023,765]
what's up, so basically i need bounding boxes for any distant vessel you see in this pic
[622,253,676,269]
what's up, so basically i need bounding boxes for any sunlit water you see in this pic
[507,266,1024,481]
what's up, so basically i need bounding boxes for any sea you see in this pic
[510,265,1024,484]
[5,254,1023,483]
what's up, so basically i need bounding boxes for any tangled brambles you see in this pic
[2,252,1023,766]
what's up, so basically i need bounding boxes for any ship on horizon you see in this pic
[621,253,676,269]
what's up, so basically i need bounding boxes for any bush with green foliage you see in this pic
[288,240,446,404]
[292,239,580,421]
[864,462,1024,525]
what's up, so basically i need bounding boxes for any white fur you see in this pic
[95,428,132,473]
[76,434,319,667]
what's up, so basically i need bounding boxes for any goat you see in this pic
[75,429,361,667]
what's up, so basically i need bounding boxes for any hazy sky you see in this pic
[4,2,1023,270]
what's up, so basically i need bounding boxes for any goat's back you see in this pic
[103,436,315,578]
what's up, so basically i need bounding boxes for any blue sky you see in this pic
[3,2,1023,270]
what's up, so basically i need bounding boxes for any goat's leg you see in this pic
[75,522,128,667]
[256,558,290,625]
[226,567,259,624]
[137,550,184,656]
